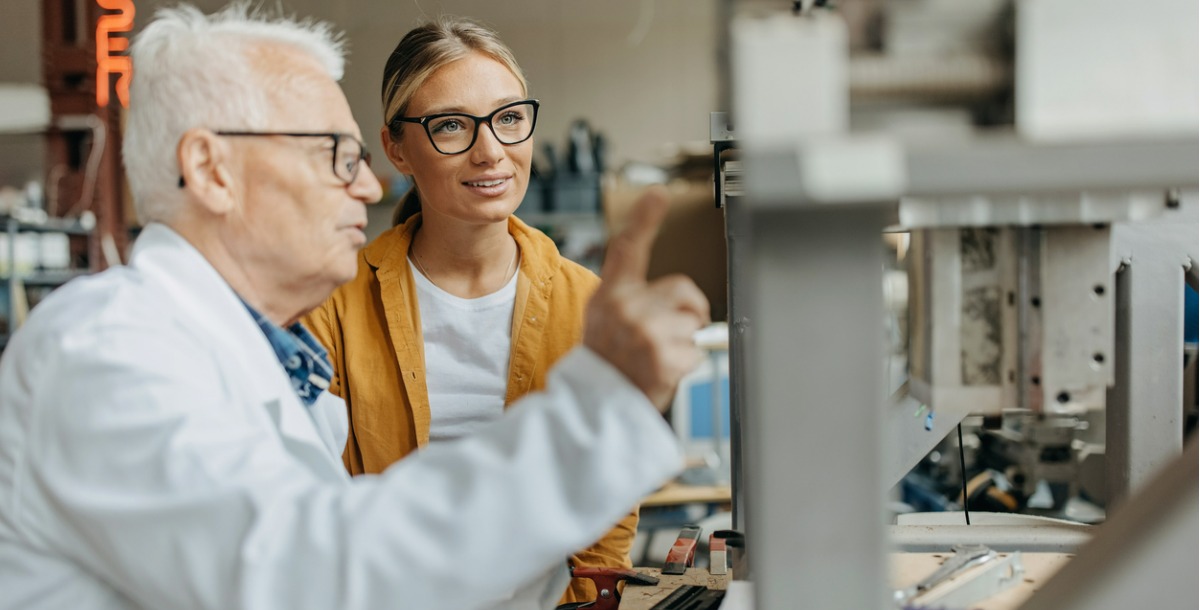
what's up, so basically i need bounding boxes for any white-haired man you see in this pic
[0,5,709,610]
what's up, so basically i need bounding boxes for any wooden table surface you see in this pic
[891,552,1073,610]
[619,553,1073,609]
[640,484,732,508]
[618,568,728,610]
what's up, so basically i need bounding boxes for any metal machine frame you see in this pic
[719,3,1198,607]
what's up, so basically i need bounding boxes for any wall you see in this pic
[0,0,41,83]
[2,1,719,232]
[0,0,45,188]
[134,0,720,232]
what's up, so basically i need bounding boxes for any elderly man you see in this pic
[0,5,708,610]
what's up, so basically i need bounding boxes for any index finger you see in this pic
[600,186,670,286]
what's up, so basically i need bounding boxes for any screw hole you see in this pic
[1093,285,1105,296]
[1165,190,1181,209]
[1031,375,1041,386]
[1093,353,1105,364]
[1031,297,1041,308]
[1056,391,1071,404]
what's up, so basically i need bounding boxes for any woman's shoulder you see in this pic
[510,217,599,291]
[320,223,413,307]
[552,255,600,290]
[362,219,417,270]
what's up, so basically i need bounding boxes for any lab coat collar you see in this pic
[127,223,349,477]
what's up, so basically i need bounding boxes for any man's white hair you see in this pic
[124,3,345,224]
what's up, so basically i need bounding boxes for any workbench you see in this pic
[615,553,1072,609]
[617,568,727,610]
[641,484,731,508]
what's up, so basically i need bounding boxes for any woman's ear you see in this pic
[380,126,413,175]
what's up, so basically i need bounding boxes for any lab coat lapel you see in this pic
[129,224,348,479]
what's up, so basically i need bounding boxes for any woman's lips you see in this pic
[462,176,512,197]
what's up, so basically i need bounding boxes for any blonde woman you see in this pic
[302,18,638,606]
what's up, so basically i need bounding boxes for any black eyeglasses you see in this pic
[390,99,540,156]
[191,131,371,186]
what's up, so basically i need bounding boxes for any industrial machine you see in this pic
[714,0,1197,607]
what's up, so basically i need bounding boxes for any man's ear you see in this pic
[380,126,413,175]
[177,128,237,215]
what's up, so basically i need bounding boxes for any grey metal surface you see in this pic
[1021,438,1199,610]
[1039,226,1114,414]
[745,206,890,610]
[743,136,1199,208]
[849,54,1010,103]
[905,137,1199,197]
[890,524,1092,553]
[898,190,1165,229]
[710,111,734,143]
[1017,0,1198,141]
[908,227,1018,415]
[884,394,964,489]
[1105,196,1196,508]
[909,224,1117,417]
[723,193,751,542]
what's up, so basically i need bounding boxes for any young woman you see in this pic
[302,18,638,606]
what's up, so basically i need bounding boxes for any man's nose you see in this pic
[351,162,384,204]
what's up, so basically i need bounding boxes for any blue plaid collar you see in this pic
[240,299,333,408]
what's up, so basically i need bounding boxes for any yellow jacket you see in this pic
[302,213,639,604]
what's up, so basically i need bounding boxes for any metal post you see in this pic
[746,205,890,610]
[1106,198,1196,507]
[725,195,752,540]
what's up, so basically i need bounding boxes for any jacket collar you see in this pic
[363,212,561,284]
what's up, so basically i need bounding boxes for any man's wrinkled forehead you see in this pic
[244,41,358,135]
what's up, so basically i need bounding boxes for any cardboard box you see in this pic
[603,178,728,321]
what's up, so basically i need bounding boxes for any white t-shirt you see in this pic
[409,257,519,444]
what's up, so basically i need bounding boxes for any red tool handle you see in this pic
[662,525,702,575]
[564,566,660,610]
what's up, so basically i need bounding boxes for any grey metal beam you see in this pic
[891,524,1092,553]
[906,137,1199,197]
[746,205,890,610]
[885,395,965,489]
[743,136,1198,207]
[1021,438,1199,610]
[1106,197,1196,508]
[724,195,752,541]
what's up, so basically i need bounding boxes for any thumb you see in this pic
[600,186,670,286]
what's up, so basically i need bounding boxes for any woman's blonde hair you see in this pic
[381,17,527,225]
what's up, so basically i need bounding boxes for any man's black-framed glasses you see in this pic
[391,99,539,156]
[215,131,371,185]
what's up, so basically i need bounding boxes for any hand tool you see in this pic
[893,544,997,605]
[708,533,727,575]
[661,525,702,575]
[555,565,660,610]
[649,584,726,610]
[711,529,744,578]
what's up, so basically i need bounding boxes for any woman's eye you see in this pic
[431,119,465,134]
[498,112,523,125]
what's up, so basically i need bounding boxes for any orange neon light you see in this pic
[96,0,135,108]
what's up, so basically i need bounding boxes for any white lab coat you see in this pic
[0,223,683,610]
